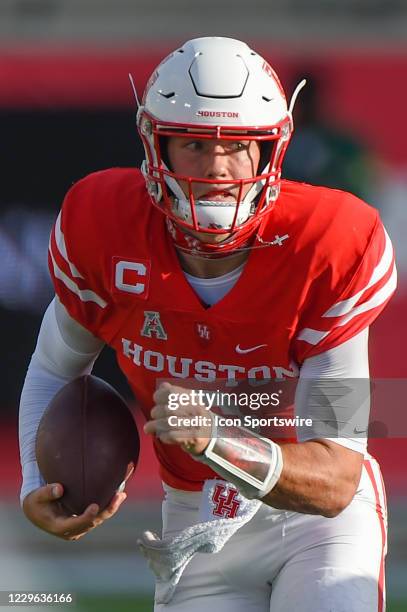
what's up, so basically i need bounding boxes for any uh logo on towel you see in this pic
[212,483,241,519]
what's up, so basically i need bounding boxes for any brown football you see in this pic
[36,375,140,515]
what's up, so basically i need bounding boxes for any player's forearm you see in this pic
[262,440,363,517]
[196,428,363,517]
[19,355,69,503]
[19,298,104,504]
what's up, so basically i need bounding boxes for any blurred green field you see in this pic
[77,595,406,611]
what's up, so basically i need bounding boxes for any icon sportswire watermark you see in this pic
[154,377,407,440]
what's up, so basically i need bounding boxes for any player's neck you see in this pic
[176,247,249,279]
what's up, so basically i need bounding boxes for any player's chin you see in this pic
[203,232,233,244]
[187,228,234,244]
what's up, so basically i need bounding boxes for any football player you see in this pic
[19,38,395,611]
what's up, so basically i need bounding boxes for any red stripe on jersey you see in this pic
[378,468,388,523]
[364,459,386,612]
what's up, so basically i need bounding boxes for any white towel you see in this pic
[137,479,261,604]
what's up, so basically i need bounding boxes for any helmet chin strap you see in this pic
[165,217,262,258]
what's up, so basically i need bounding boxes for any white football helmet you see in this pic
[135,37,303,253]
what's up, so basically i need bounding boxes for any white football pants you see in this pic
[154,458,387,612]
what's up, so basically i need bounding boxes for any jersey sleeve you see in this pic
[294,213,397,364]
[48,177,111,338]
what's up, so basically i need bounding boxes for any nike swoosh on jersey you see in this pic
[235,343,268,354]
[353,427,368,434]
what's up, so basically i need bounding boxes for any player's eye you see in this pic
[236,141,249,150]
[227,141,249,152]
[185,141,204,152]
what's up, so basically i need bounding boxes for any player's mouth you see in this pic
[198,190,236,202]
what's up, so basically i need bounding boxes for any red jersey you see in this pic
[48,168,396,490]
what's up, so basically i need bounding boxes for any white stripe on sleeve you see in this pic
[49,248,107,308]
[297,263,396,346]
[54,211,84,279]
[324,228,394,318]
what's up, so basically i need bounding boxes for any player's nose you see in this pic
[203,144,231,179]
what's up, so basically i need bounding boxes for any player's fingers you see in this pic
[144,417,170,435]
[61,530,90,541]
[56,524,93,540]
[82,503,100,520]
[153,382,189,404]
[156,431,183,445]
[143,420,155,435]
[33,483,64,503]
[153,382,173,403]
[97,492,127,520]
[53,504,99,536]
[149,404,168,420]
[57,505,102,539]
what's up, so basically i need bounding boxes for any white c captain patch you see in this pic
[112,257,151,299]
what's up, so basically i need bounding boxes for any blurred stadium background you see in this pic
[0,1,406,610]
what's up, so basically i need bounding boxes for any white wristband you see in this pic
[195,421,283,500]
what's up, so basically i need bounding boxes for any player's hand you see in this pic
[22,483,127,541]
[144,382,213,455]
